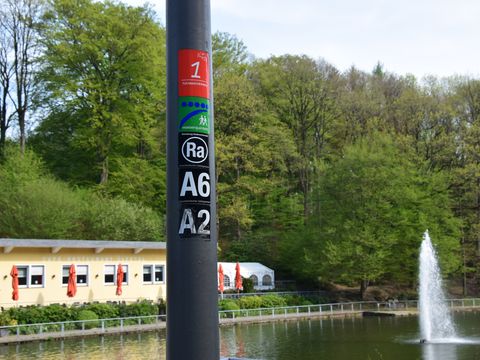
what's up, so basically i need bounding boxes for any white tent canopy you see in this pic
[218,262,275,291]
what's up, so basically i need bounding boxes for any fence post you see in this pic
[138,318,142,326]
[308,305,311,315]
[39,325,43,334]
[61,323,65,335]
[82,322,85,331]
[16,326,19,337]
[330,305,333,314]
[101,320,105,333]
[121,319,124,330]
[351,303,354,312]
[284,308,287,318]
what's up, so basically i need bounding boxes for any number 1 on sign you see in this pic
[191,61,201,79]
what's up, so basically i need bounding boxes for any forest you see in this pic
[1,0,479,298]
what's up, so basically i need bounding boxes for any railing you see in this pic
[218,298,480,319]
[0,314,166,338]
[219,291,328,299]
[2,298,480,339]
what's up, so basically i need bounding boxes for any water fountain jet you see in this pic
[418,230,456,343]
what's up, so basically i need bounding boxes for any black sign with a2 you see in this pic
[179,133,209,167]
[178,204,211,238]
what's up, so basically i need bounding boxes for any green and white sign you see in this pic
[178,96,210,134]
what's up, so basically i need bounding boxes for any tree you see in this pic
[291,134,461,298]
[252,55,339,219]
[0,0,43,154]
[37,0,165,184]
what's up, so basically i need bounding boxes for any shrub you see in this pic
[238,296,263,309]
[0,311,17,327]
[119,300,157,317]
[283,295,313,306]
[218,300,240,311]
[83,303,119,319]
[241,277,255,293]
[77,310,99,329]
[259,294,287,308]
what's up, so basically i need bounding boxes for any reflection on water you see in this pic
[1,312,480,360]
[423,343,457,360]
[0,332,166,360]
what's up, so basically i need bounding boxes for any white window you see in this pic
[224,275,231,287]
[121,265,128,284]
[77,265,88,285]
[262,274,272,286]
[17,266,28,287]
[104,265,115,284]
[154,265,164,283]
[30,265,44,287]
[143,265,164,284]
[143,265,152,282]
[105,265,128,285]
[62,266,70,285]
[250,275,258,286]
[62,265,89,286]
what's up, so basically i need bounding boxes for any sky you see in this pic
[115,1,478,78]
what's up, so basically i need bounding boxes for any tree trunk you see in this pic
[360,279,368,300]
[100,156,109,184]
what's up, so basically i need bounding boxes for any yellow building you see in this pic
[0,239,166,308]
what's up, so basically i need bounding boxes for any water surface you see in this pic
[2,312,480,359]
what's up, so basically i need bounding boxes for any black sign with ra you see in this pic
[179,133,209,167]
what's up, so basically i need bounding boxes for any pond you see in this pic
[2,312,480,359]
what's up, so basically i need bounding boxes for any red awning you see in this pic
[10,265,19,301]
[235,262,243,292]
[218,264,224,293]
[67,264,77,297]
[116,264,124,296]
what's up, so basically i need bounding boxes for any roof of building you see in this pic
[218,262,274,275]
[0,238,166,254]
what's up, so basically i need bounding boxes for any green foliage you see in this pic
[118,300,158,317]
[257,294,287,308]
[0,146,163,240]
[218,300,240,311]
[77,310,99,329]
[238,296,263,309]
[241,277,255,293]
[83,303,119,319]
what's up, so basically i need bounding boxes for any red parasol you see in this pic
[67,264,77,297]
[218,264,224,294]
[10,265,19,301]
[116,264,124,296]
[235,262,243,293]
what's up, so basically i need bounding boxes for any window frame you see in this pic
[30,265,45,288]
[76,265,89,286]
[104,265,116,285]
[142,264,165,284]
[104,264,128,285]
[16,265,29,288]
[262,274,272,286]
[62,265,89,287]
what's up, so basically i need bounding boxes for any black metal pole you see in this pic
[166,0,219,359]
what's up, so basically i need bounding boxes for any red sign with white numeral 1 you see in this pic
[178,49,210,99]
